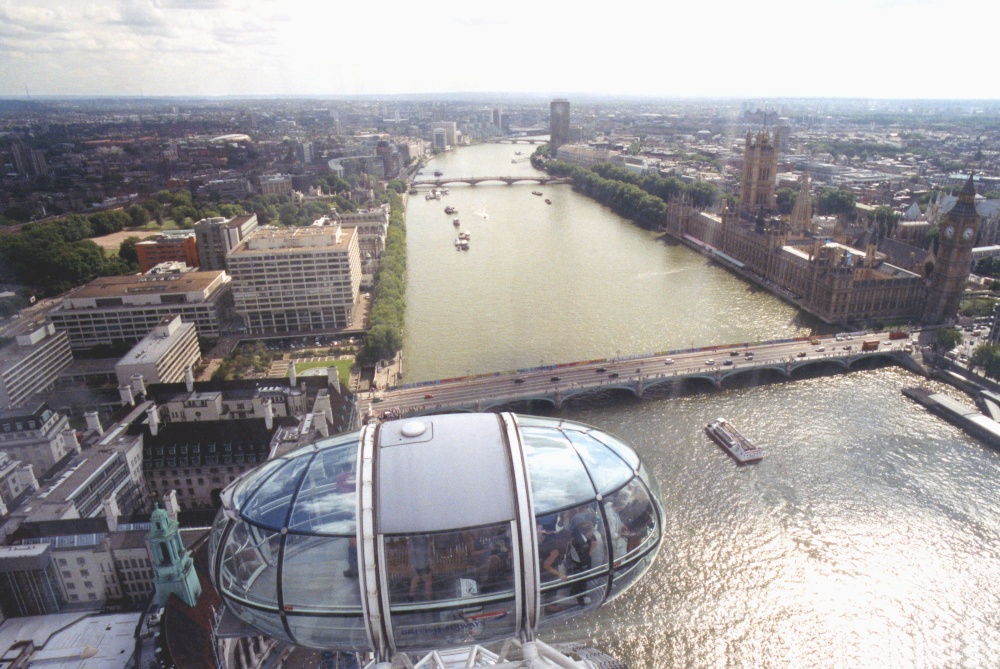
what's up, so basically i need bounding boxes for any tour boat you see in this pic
[453,218,460,226]
[704,418,764,463]
[445,206,457,214]
[434,170,443,176]
[545,199,552,204]
[532,191,543,196]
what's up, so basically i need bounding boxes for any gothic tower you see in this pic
[923,175,980,324]
[146,504,202,608]
[739,130,778,215]
[789,174,813,235]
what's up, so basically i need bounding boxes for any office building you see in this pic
[194,214,259,272]
[48,271,234,351]
[135,231,199,273]
[0,323,73,409]
[114,317,201,388]
[227,224,361,335]
[550,99,570,149]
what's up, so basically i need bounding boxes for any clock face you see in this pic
[943,225,955,239]
[963,227,975,241]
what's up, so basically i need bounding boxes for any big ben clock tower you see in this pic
[923,175,980,324]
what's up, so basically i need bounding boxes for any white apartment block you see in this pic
[227,224,361,335]
[48,271,234,350]
[115,316,201,387]
[0,323,73,408]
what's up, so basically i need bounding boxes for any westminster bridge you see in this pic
[361,331,922,420]
[411,176,571,188]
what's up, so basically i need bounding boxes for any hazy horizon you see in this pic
[2,0,998,101]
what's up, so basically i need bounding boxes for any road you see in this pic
[364,332,916,419]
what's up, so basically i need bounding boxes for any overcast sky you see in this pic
[1,0,996,100]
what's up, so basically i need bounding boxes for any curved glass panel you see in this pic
[219,521,282,607]
[609,552,656,601]
[537,501,608,585]
[588,430,640,471]
[286,613,369,651]
[565,430,634,494]
[207,509,229,586]
[285,430,358,460]
[241,455,313,530]
[604,480,659,566]
[385,524,514,608]
[539,575,607,626]
[287,443,358,535]
[231,457,286,509]
[281,535,361,613]
[390,598,517,652]
[225,598,291,644]
[521,426,594,513]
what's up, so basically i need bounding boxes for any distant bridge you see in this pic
[411,176,572,188]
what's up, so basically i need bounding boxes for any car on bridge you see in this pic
[550,376,560,382]
[514,378,525,384]
[797,351,807,357]
[424,393,434,399]
[722,360,733,366]
[596,367,607,373]
[664,358,675,365]
[608,372,619,378]
[706,359,715,366]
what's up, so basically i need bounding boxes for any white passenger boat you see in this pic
[704,418,764,463]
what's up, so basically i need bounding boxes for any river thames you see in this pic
[403,144,1000,668]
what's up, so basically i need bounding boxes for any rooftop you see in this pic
[58,271,227,301]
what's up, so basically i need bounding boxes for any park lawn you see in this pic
[292,359,353,386]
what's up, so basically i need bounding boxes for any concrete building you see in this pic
[0,404,78,480]
[550,99,570,149]
[313,204,390,289]
[0,324,73,409]
[259,174,293,197]
[0,452,38,517]
[0,543,64,616]
[555,144,615,168]
[135,231,199,273]
[47,271,234,351]
[6,421,148,527]
[195,178,252,201]
[114,317,201,388]
[193,214,259,272]
[432,122,459,148]
[227,224,362,335]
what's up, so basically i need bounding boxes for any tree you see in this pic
[127,204,150,227]
[936,327,962,351]
[816,188,856,216]
[775,188,797,215]
[118,236,142,267]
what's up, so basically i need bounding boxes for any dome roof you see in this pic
[209,413,662,656]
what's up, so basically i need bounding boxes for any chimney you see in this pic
[147,405,160,436]
[131,373,146,397]
[119,384,135,407]
[163,490,180,520]
[61,428,80,455]
[288,363,297,386]
[327,366,341,394]
[185,366,195,393]
[85,411,104,436]
[313,410,329,437]
[264,398,273,430]
[102,497,120,532]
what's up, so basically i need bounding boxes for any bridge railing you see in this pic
[391,334,825,391]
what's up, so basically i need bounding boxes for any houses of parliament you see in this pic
[665,130,980,326]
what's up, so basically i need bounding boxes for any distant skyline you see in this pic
[1,0,997,100]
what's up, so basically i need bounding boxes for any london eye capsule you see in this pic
[208,412,663,659]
